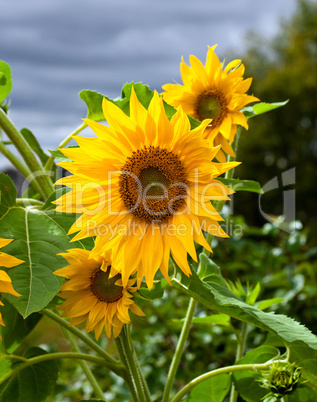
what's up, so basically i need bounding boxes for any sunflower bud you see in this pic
[259,362,301,398]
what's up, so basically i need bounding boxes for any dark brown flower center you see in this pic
[90,267,123,303]
[194,89,228,126]
[119,146,188,223]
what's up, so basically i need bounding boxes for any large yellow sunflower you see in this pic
[0,239,23,326]
[54,88,238,288]
[162,45,259,162]
[54,248,145,339]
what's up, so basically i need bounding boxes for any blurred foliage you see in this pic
[234,0,317,241]
[21,215,315,401]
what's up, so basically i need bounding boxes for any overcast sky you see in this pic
[0,0,298,169]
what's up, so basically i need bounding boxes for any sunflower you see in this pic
[54,88,238,288]
[162,45,259,162]
[54,248,145,339]
[0,239,23,326]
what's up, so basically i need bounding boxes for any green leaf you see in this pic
[188,374,231,401]
[257,298,284,311]
[0,61,12,102]
[198,254,228,288]
[20,128,49,165]
[0,347,59,402]
[79,89,105,121]
[233,345,280,402]
[48,146,78,162]
[136,279,168,302]
[217,178,263,194]
[0,174,87,317]
[171,258,317,351]
[79,82,202,129]
[0,302,41,353]
[119,82,154,114]
[242,101,288,119]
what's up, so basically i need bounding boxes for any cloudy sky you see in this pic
[1,0,297,169]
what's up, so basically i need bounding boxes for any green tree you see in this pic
[235,0,317,240]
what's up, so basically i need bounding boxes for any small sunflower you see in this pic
[162,45,259,162]
[54,248,145,339]
[0,239,23,326]
[54,88,238,288]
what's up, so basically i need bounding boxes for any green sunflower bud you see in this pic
[259,362,301,398]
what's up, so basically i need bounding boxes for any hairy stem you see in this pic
[162,297,198,402]
[0,108,54,199]
[171,359,288,402]
[0,352,107,386]
[229,322,248,402]
[115,326,150,402]
[41,310,120,369]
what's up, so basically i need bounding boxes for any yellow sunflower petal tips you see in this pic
[54,249,145,339]
[162,45,259,162]
[54,88,239,289]
[0,239,23,327]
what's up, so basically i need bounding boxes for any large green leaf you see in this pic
[242,101,288,119]
[217,178,263,194]
[171,254,317,351]
[0,347,59,402]
[0,61,12,102]
[0,302,41,353]
[0,174,85,317]
[188,374,231,401]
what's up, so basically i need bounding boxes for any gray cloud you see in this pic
[0,0,297,168]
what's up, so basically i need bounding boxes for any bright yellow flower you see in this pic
[162,45,259,162]
[0,239,23,326]
[54,88,238,288]
[54,248,145,339]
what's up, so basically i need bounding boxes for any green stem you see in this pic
[171,359,288,402]
[162,298,198,402]
[16,198,44,207]
[41,310,120,369]
[0,352,106,386]
[229,322,248,402]
[115,332,139,402]
[0,354,28,362]
[116,326,149,402]
[0,140,45,196]
[61,327,106,401]
[44,122,87,172]
[0,108,54,199]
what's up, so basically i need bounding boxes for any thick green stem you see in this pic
[44,122,87,172]
[229,322,248,402]
[115,332,139,401]
[0,140,45,196]
[61,327,106,401]
[0,108,54,199]
[0,352,106,386]
[41,310,120,369]
[115,326,149,402]
[171,359,288,402]
[162,298,198,402]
